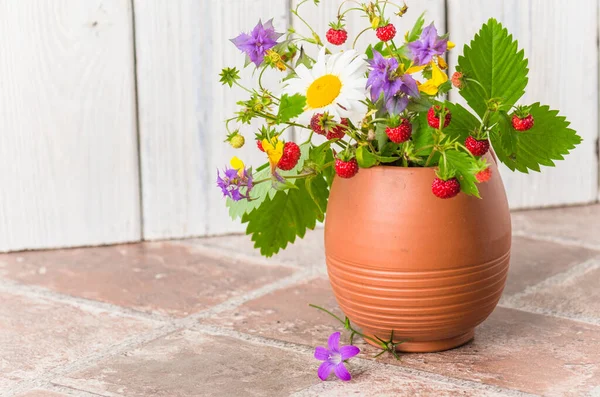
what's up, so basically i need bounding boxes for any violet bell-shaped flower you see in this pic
[367,50,419,115]
[231,19,283,67]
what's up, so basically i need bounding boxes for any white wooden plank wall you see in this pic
[0,1,598,251]
[134,0,289,239]
[0,0,141,252]
[447,0,599,209]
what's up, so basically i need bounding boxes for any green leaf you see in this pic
[457,18,529,117]
[406,95,433,113]
[356,146,377,168]
[307,140,333,168]
[495,110,519,156]
[375,154,400,163]
[439,150,486,198]
[407,12,426,42]
[227,143,310,220]
[295,47,314,68]
[490,103,582,173]
[375,123,388,152]
[277,94,307,123]
[242,175,329,257]
[226,167,274,220]
[443,102,480,143]
[411,113,434,157]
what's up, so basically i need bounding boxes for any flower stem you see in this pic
[478,108,492,136]
[291,9,322,47]
[309,304,386,348]
[352,27,371,49]
[465,78,489,97]
[234,81,254,95]
[425,148,437,167]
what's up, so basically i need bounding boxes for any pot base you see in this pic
[364,329,475,353]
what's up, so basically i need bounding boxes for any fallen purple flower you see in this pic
[314,332,360,382]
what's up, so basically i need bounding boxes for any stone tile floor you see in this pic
[0,204,599,397]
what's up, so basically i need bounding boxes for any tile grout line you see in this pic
[499,257,600,326]
[498,303,600,327]
[195,324,539,397]
[0,279,171,324]
[502,257,600,304]
[170,239,307,270]
[45,383,111,397]
[191,268,323,320]
[5,268,321,396]
[512,230,600,252]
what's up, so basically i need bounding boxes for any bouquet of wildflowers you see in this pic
[217,0,581,257]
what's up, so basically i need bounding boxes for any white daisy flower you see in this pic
[284,49,369,126]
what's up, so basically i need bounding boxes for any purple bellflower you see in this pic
[231,19,283,67]
[216,168,253,201]
[407,23,448,66]
[314,332,360,382]
[367,50,419,115]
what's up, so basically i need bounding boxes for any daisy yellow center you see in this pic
[306,74,342,109]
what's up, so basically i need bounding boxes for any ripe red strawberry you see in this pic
[376,24,396,42]
[512,114,534,131]
[432,177,461,199]
[386,119,412,143]
[310,113,326,135]
[326,118,349,140]
[256,140,265,152]
[427,106,452,129]
[334,158,359,179]
[476,167,493,183]
[465,136,490,156]
[326,28,348,46]
[277,142,301,171]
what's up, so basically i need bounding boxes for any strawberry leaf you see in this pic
[227,144,310,220]
[490,103,582,173]
[457,18,529,117]
[438,150,487,198]
[356,146,377,168]
[242,174,329,257]
[443,102,480,143]
[277,94,307,123]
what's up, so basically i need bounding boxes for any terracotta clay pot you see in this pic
[324,156,511,353]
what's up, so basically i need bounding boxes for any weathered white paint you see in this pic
[0,1,597,251]
[134,0,289,239]
[0,0,141,252]
[447,0,599,209]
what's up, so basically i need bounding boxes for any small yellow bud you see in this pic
[371,17,380,30]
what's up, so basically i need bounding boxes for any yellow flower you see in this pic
[406,64,426,75]
[262,136,284,171]
[437,56,448,70]
[230,156,245,177]
[417,60,448,95]
[265,50,287,72]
